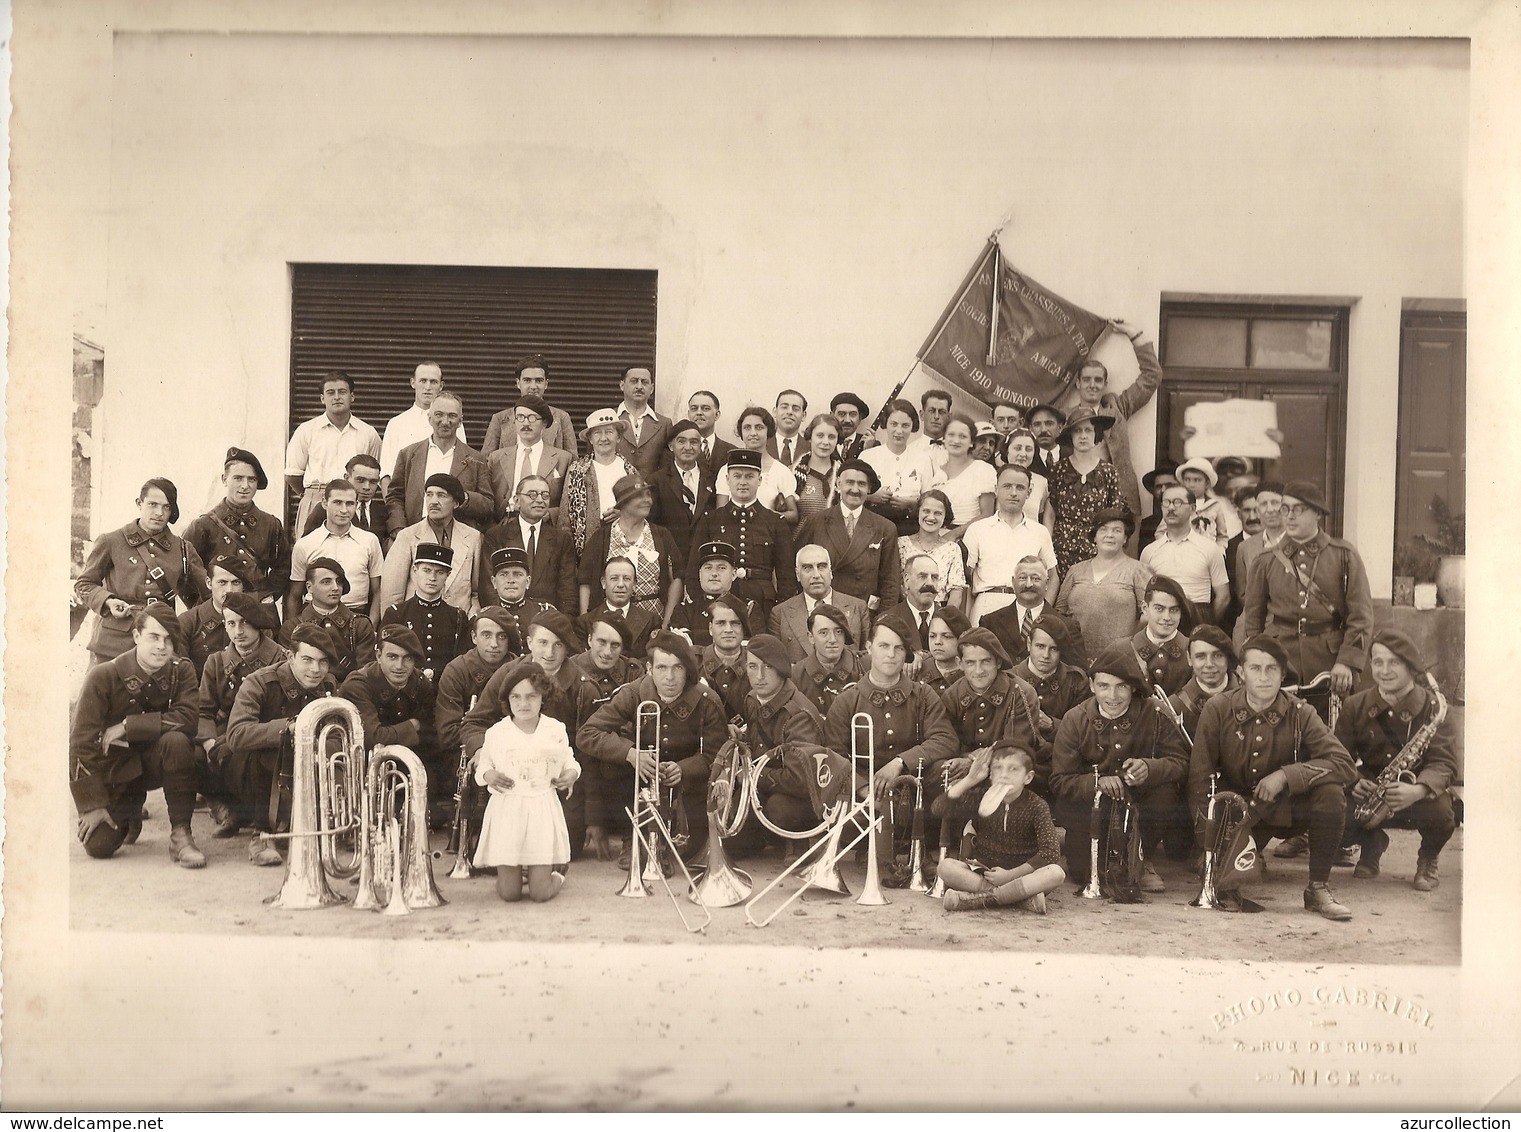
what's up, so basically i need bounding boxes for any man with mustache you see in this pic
[981,555,1084,665]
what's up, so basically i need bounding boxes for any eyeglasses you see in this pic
[518,490,551,501]
[1282,503,1315,517]
[1160,500,1192,509]
[514,414,543,425]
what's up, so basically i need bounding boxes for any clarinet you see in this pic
[439,695,479,876]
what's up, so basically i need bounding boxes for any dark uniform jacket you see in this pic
[281,603,376,682]
[792,649,862,719]
[563,652,645,828]
[75,521,210,659]
[381,596,471,681]
[222,662,338,768]
[824,673,958,777]
[434,648,512,752]
[197,636,290,746]
[1015,659,1091,729]
[699,645,751,720]
[179,599,230,677]
[741,681,825,752]
[982,604,1087,668]
[687,502,798,613]
[669,591,757,648]
[918,664,964,694]
[70,651,199,813]
[1334,683,1458,797]
[940,671,1045,768]
[339,662,439,753]
[183,500,292,601]
[457,657,576,761]
[577,675,729,802]
[1130,629,1192,695]
[477,517,578,613]
[481,597,554,659]
[1189,686,1357,828]
[1167,674,1240,741]
[1242,530,1375,677]
[1050,696,1190,808]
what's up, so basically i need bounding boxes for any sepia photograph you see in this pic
[6,0,1520,1114]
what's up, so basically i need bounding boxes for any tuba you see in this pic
[690,739,754,907]
[1352,672,1447,830]
[352,744,446,915]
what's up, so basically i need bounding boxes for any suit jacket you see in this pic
[981,602,1088,668]
[385,439,495,535]
[768,592,871,663]
[478,516,577,612]
[303,497,390,552]
[616,409,675,480]
[695,435,736,479]
[483,404,578,459]
[647,462,717,566]
[796,506,901,610]
[766,433,806,468]
[378,519,482,614]
[484,442,573,517]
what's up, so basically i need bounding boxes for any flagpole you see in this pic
[986,239,1001,367]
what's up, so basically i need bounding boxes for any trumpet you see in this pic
[435,695,479,880]
[1151,685,1193,747]
[614,700,710,933]
[1079,767,1105,900]
[889,757,930,894]
[928,766,951,899]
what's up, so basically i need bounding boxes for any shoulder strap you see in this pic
[1270,542,1340,615]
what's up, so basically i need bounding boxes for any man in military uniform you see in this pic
[1015,615,1091,727]
[669,541,757,647]
[697,598,752,720]
[379,473,482,613]
[196,592,289,840]
[71,607,204,867]
[183,447,292,606]
[178,553,251,677]
[340,624,443,819]
[687,449,798,625]
[791,603,863,719]
[379,541,471,683]
[1333,630,1459,892]
[919,607,974,692]
[561,614,645,861]
[576,557,658,657]
[480,545,553,655]
[1189,635,1359,920]
[1242,480,1374,718]
[280,557,375,681]
[1166,625,1239,740]
[1130,575,1195,695]
[577,630,729,863]
[223,623,340,866]
[1049,643,1191,894]
[939,627,1047,795]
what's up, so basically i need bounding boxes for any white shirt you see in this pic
[962,511,1059,595]
[592,459,622,516]
[930,458,997,526]
[511,440,544,486]
[290,523,386,609]
[805,590,838,613]
[908,433,950,472]
[379,404,466,480]
[677,462,702,509]
[840,503,864,529]
[424,437,460,482]
[285,413,382,487]
[714,459,798,511]
[861,442,937,501]
[1140,528,1228,605]
[518,516,544,555]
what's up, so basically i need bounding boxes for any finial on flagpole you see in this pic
[990,208,1015,245]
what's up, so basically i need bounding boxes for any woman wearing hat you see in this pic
[1055,506,1153,662]
[577,475,684,626]
[1044,405,1124,578]
[861,399,939,537]
[75,477,211,666]
[713,405,800,525]
[562,409,639,554]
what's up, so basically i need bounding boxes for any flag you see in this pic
[918,239,1109,410]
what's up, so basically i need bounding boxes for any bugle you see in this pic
[1078,767,1104,900]
[889,757,930,894]
[435,694,479,880]
[1191,773,1261,911]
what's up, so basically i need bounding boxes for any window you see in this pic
[1156,297,1351,531]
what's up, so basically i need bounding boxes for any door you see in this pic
[1395,309,1466,544]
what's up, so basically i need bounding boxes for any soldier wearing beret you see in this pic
[1050,643,1190,894]
[562,613,645,862]
[380,541,472,683]
[280,557,376,682]
[70,607,205,867]
[1167,624,1240,740]
[939,628,1048,796]
[75,478,210,665]
[223,623,340,866]
[669,541,757,648]
[1242,480,1375,718]
[378,472,483,613]
[1130,574,1196,696]
[919,606,974,692]
[1014,614,1092,727]
[791,603,864,719]
[183,447,292,606]
[695,596,752,721]
[178,553,251,678]
[196,592,290,839]
[577,630,729,863]
[340,623,443,820]
[480,545,553,656]
[1333,630,1459,892]
[687,450,798,625]
[1189,634,1359,920]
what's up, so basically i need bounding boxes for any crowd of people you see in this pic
[69,339,1459,921]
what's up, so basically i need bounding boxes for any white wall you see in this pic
[99,34,1466,594]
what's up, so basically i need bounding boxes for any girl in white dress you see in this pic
[473,662,582,903]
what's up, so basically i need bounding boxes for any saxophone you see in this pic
[1351,672,1448,830]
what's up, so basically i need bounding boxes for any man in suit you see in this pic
[766,389,809,468]
[796,459,900,614]
[385,392,494,534]
[981,555,1083,664]
[302,454,389,551]
[831,393,878,462]
[686,390,734,477]
[484,394,572,516]
[768,542,870,663]
[615,364,673,480]
[647,418,716,569]
[881,553,949,655]
[379,474,482,613]
[477,475,577,613]
[481,354,579,458]
[377,361,466,493]
[576,556,659,658]
[1026,404,1065,481]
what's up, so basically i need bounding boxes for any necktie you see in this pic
[683,470,697,513]
[1021,607,1035,639]
[844,511,856,539]
[702,438,711,461]
[519,448,533,492]
[780,438,793,466]
[918,610,930,650]
[526,524,537,564]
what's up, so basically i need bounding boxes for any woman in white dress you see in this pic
[473,662,582,903]
[1002,428,1052,526]
[862,399,938,536]
[930,412,996,540]
[712,405,800,526]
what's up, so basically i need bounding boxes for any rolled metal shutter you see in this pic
[289,262,659,459]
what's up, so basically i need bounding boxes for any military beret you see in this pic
[136,603,187,655]
[957,626,1012,670]
[837,458,881,494]
[1187,624,1238,670]
[206,553,252,586]
[585,610,634,651]
[288,623,340,661]
[513,394,554,425]
[528,608,582,651]
[646,630,700,683]
[668,418,701,442]
[424,473,466,505]
[1089,642,1151,694]
[870,609,918,653]
[1144,575,1197,631]
[724,448,762,471]
[306,557,351,594]
[1282,480,1332,516]
[1256,479,1286,496]
[223,447,269,490]
[612,474,652,511]
[930,606,972,640]
[745,633,792,680]
[1240,634,1292,676]
[807,602,854,644]
[704,595,752,637]
[139,477,181,524]
[697,541,737,567]
[491,546,530,574]
[378,623,426,661]
[222,591,278,634]
[1371,629,1426,677]
[830,392,869,416]
[471,605,515,633]
[412,541,454,569]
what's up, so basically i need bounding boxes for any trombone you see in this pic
[745,712,888,927]
[615,700,711,933]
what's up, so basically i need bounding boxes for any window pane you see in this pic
[1250,318,1334,369]
[1165,317,1248,368]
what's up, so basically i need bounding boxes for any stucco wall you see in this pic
[98,34,1466,595]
